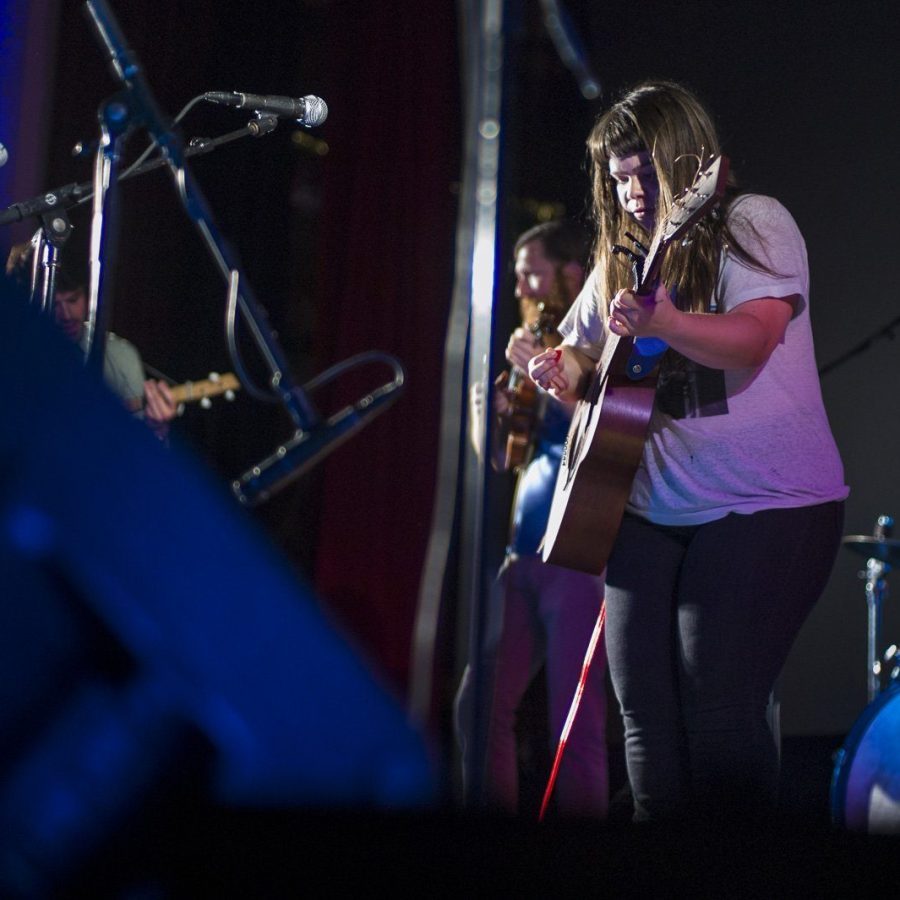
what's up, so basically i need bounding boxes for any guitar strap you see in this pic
[538,597,607,821]
[626,336,668,380]
[625,283,681,380]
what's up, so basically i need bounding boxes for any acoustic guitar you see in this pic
[541,155,730,575]
[497,302,563,471]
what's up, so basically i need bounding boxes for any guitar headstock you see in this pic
[522,295,566,347]
[632,154,730,293]
[171,371,241,409]
[659,154,730,246]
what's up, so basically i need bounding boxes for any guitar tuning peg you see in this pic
[209,372,220,383]
[612,243,642,265]
[200,397,212,409]
[612,243,645,288]
[623,231,649,255]
[224,390,236,402]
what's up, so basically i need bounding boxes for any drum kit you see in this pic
[830,515,900,833]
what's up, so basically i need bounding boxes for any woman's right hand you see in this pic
[528,345,591,402]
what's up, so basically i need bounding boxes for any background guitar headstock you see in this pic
[170,372,241,411]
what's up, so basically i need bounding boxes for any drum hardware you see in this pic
[830,679,900,833]
[841,514,897,702]
[886,643,900,683]
[831,521,900,832]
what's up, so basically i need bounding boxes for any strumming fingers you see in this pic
[535,349,565,391]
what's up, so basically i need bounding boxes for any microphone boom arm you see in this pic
[0,115,279,228]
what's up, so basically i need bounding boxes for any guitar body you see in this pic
[541,335,658,575]
[497,303,564,472]
[501,369,539,470]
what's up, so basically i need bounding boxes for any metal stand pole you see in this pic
[84,95,132,375]
[843,514,896,704]
[21,210,74,319]
[864,557,888,703]
[407,0,508,802]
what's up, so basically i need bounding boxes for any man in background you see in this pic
[455,220,609,817]
[7,244,176,438]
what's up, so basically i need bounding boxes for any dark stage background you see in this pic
[3,0,900,785]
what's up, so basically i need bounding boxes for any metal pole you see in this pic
[864,557,888,702]
[408,0,508,807]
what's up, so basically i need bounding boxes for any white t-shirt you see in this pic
[558,194,849,525]
[80,330,146,411]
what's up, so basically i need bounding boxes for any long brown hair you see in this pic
[588,80,769,316]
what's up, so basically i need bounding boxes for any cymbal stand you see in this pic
[83,92,131,376]
[842,514,899,702]
[863,553,889,703]
[856,514,894,703]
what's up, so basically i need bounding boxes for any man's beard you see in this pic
[518,267,576,340]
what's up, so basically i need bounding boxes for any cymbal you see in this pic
[842,534,900,565]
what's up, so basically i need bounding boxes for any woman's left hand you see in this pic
[607,282,676,339]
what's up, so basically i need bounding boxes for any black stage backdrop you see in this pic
[18,0,900,742]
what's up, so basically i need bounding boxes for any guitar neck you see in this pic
[637,233,665,293]
[507,363,530,388]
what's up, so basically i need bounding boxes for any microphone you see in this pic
[204,92,328,127]
[0,143,8,168]
[0,181,90,227]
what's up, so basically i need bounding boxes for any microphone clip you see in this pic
[249,114,279,137]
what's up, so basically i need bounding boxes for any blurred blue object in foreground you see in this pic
[0,279,435,894]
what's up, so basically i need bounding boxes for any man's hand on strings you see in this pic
[505,327,542,373]
[144,379,177,440]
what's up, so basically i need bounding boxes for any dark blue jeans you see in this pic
[604,501,844,822]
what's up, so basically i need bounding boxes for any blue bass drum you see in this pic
[831,683,900,832]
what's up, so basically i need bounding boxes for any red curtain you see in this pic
[310,3,461,694]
